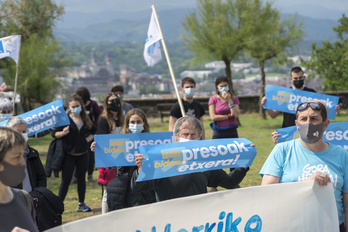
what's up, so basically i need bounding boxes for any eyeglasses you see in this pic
[296,102,327,121]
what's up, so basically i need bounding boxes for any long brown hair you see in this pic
[122,108,150,134]
[67,94,93,130]
[100,93,124,132]
[214,76,235,97]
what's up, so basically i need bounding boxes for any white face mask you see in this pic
[178,137,190,142]
[22,133,28,142]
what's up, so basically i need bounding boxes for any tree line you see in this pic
[0,0,346,113]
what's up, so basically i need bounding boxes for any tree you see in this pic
[2,35,69,111]
[303,15,348,91]
[245,2,304,118]
[0,0,69,111]
[182,0,258,92]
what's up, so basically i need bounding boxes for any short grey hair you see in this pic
[173,116,203,139]
[0,97,13,113]
[6,116,27,128]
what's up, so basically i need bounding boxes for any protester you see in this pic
[169,77,205,139]
[6,117,47,192]
[52,94,95,212]
[93,93,124,214]
[107,108,155,211]
[0,127,38,232]
[111,85,133,116]
[0,97,13,122]
[132,116,249,202]
[208,76,241,191]
[74,87,103,183]
[208,76,240,140]
[259,100,348,232]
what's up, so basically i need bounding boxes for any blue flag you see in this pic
[276,122,348,151]
[264,85,339,120]
[94,132,175,167]
[137,138,257,182]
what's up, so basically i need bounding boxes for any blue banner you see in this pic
[94,132,175,167]
[263,85,339,120]
[0,99,69,136]
[136,138,257,182]
[277,122,348,151]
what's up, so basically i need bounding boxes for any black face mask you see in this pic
[0,161,26,187]
[107,98,121,112]
[293,79,304,88]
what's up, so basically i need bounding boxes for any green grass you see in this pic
[29,111,348,223]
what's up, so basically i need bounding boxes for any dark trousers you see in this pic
[212,128,238,172]
[59,153,88,202]
[87,140,95,176]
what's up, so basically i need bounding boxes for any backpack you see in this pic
[29,187,64,231]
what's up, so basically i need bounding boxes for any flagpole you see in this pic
[13,63,19,115]
[13,36,21,115]
[151,5,186,117]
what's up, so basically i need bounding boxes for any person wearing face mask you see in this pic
[259,100,348,232]
[111,85,134,116]
[169,77,205,139]
[6,117,47,192]
[106,109,156,211]
[92,93,124,214]
[52,94,96,212]
[261,66,316,129]
[209,76,240,140]
[0,97,14,122]
[131,116,249,202]
[0,127,39,232]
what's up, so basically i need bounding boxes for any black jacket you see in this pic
[26,146,47,189]
[45,139,65,176]
[107,166,156,211]
[132,167,249,202]
[52,117,96,155]
[16,145,47,190]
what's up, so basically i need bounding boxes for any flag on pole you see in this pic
[0,35,21,64]
[143,11,162,67]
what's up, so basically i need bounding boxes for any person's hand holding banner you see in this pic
[263,85,339,120]
[137,138,257,182]
[94,132,175,167]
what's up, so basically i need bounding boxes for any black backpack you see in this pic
[29,187,64,231]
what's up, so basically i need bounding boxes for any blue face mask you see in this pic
[70,107,82,115]
[218,86,229,93]
[129,124,144,133]
[0,113,12,122]
[184,88,195,99]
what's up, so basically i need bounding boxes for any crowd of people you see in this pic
[0,66,347,232]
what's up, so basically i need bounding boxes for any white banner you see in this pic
[0,35,21,64]
[47,181,338,232]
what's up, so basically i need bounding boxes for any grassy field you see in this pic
[29,111,348,224]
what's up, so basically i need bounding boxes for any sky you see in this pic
[55,0,348,14]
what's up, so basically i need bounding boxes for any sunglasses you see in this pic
[296,102,327,121]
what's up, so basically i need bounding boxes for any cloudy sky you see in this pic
[55,0,348,14]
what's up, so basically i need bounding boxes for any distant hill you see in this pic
[53,8,339,43]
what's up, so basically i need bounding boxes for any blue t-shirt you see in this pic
[260,139,348,224]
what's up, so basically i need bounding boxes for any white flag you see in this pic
[143,11,162,67]
[0,35,21,64]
